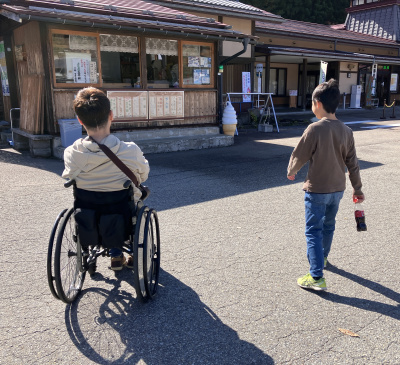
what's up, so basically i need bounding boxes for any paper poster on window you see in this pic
[201,69,210,84]
[140,96,147,117]
[164,96,170,116]
[149,96,157,118]
[242,72,251,102]
[132,96,140,117]
[188,56,200,67]
[193,69,202,85]
[72,58,91,83]
[124,97,132,118]
[200,57,209,67]
[109,97,117,116]
[390,73,398,92]
[148,91,184,119]
[0,41,10,96]
[319,61,328,84]
[90,62,97,83]
[156,96,164,117]
[170,96,177,115]
[107,91,148,120]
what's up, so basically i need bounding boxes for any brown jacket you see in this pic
[287,118,363,195]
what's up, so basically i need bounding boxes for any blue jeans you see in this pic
[304,191,344,278]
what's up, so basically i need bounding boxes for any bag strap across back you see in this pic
[89,136,150,200]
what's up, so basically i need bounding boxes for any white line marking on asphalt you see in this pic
[344,120,377,125]
[360,124,400,129]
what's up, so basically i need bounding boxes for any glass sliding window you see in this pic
[146,38,178,88]
[100,34,140,87]
[182,42,214,88]
[51,31,100,86]
[269,68,287,96]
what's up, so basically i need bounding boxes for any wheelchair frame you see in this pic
[47,182,160,304]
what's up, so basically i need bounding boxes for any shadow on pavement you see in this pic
[315,265,400,320]
[64,268,274,365]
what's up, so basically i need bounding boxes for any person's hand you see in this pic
[287,175,295,181]
[353,194,365,203]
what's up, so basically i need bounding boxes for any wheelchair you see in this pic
[47,180,160,304]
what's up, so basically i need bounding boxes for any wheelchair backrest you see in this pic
[73,186,135,249]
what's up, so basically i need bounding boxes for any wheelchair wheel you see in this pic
[47,209,68,300]
[133,206,160,301]
[54,208,86,304]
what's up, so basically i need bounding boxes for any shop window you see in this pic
[269,68,286,96]
[51,31,100,86]
[100,34,140,87]
[146,38,178,88]
[182,42,214,88]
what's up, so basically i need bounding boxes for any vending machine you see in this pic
[350,85,362,109]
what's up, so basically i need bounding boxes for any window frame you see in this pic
[180,40,215,89]
[269,67,287,96]
[50,29,102,88]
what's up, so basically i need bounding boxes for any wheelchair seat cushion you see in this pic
[73,187,134,249]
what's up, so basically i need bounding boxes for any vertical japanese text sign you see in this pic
[242,72,251,102]
[319,61,328,84]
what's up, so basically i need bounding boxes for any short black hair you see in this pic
[73,87,110,130]
[312,79,340,114]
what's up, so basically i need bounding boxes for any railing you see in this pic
[225,93,279,132]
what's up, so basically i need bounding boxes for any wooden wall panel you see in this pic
[53,90,76,123]
[13,22,44,75]
[3,96,11,123]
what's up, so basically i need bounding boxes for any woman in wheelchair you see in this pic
[62,87,150,271]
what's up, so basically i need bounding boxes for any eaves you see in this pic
[255,27,399,50]
[150,1,284,23]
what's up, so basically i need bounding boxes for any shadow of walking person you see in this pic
[65,268,274,364]
[314,265,400,320]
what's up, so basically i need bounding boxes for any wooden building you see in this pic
[254,0,400,108]
[0,0,255,155]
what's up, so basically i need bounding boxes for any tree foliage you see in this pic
[243,0,350,25]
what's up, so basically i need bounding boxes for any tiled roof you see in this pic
[0,0,256,39]
[256,18,399,46]
[150,0,283,20]
[346,6,399,41]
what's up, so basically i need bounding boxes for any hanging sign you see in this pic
[242,72,251,102]
[371,63,377,96]
[319,61,328,84]
[0,41,10,96]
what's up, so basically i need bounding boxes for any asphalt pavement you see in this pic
[1,107,400,364]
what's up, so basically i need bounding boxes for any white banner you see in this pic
[242,72,251,102]
[319,61,328,84]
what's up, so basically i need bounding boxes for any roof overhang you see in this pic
[0,0,258,42]
[256,45,400,65]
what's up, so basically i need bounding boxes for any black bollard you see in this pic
[390,98,396,118]
[380,99,386,119]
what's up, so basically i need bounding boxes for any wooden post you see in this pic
[302,58,308,111]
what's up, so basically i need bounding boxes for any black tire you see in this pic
[143,209,160,299]
[47,209,68,300]
[54,208,86,304]
[87,259,97,276]
[133,206,148,301]
[133,206,160,301]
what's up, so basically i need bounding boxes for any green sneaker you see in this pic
[297,273,327,291]
[324,257,328,268]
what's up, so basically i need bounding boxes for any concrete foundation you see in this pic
[12,128,53,157]
[53,126,233,160]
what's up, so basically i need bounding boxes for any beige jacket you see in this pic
[62,135,149,201]
[287,118,363,195]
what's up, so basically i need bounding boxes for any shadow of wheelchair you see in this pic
[64,268,274,365]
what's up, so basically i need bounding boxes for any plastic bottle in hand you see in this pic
[354,198,367,232]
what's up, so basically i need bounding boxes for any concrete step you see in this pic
[52,127,233,160]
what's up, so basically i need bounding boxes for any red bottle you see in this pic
[354,198,367,232]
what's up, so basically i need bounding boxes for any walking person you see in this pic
[287,79,365,291]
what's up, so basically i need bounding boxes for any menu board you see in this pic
[107,91,148,120]
[148,91,184,120]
